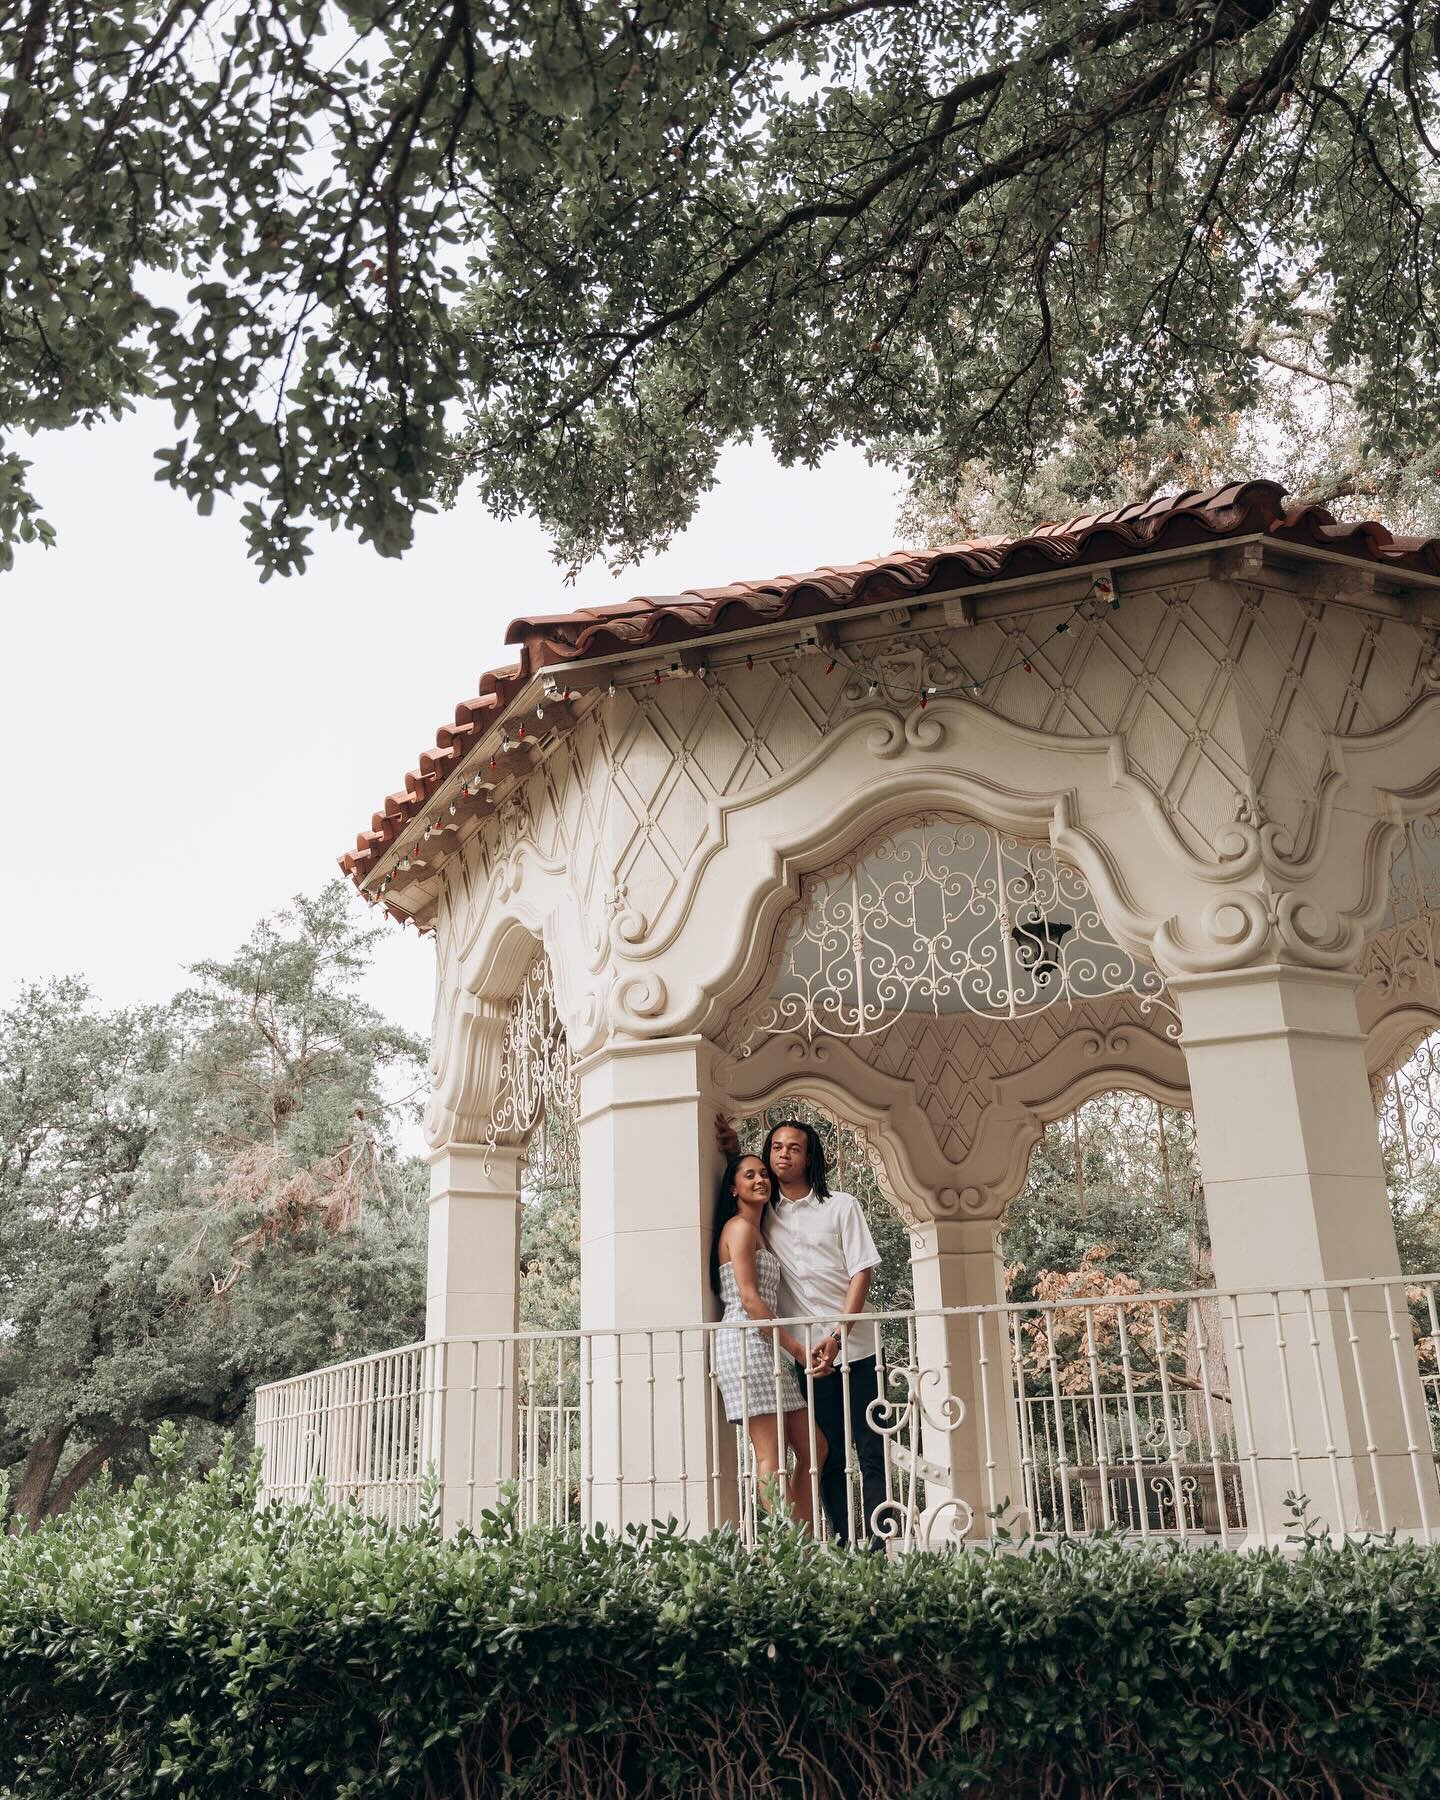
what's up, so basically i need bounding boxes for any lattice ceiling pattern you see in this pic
[850,994,1168,1168]
[877,584,1429,857]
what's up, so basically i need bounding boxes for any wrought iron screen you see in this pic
[737,817,1174,1046]
[1378,1030,1440,1187]
[486,951,578,1185]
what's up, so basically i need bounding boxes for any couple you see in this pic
[710,1118,887,1545]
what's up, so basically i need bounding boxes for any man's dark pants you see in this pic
[796,1355,888,1546]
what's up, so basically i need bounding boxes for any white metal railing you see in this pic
[255,1274,1440,1549]
[254,1341,441,1526]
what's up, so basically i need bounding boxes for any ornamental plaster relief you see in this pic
[716,995,1187,1221]
[866,578,1435,861]
[423,579,1440,1124]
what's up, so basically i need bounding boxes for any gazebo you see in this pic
[257,481,1440,1547]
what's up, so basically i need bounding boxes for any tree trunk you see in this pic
[41,1433,129,1520]
[10,1421,69,1531]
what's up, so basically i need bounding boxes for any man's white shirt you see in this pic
[764,1188,881,1365]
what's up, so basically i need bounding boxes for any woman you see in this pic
[711,1152,826,1530]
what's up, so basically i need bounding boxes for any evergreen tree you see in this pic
[0,884,428,1528]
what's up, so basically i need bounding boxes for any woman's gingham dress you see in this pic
[715,1246,806,1423]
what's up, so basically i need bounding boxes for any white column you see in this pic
[1174,965,1438,1539]
[577,1035,729,1532]
[425,1142,522,1532]
[909,1219,1028,1543]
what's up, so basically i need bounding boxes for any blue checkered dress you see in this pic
[715,1247,805,1423]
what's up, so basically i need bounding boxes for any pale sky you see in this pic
[0,407,905,1044]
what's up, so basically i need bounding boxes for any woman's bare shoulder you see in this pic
[719,1215,761,1254]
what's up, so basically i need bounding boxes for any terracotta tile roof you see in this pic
[342,480,1440,898]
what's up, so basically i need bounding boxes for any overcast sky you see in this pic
[0,409,904,1043]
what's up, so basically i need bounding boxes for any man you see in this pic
[718,1115,889,1546]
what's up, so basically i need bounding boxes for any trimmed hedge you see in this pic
[3,1445,1440,1797]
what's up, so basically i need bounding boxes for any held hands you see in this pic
[809,1332,841,1377]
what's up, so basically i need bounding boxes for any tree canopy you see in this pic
[0,883,428,1527]
[3,2,1438,576]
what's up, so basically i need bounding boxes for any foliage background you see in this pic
[0,883,429,1528]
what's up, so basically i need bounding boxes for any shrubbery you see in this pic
[3,1436,1440,1797]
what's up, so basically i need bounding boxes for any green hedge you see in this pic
[3,1443,1440,1797]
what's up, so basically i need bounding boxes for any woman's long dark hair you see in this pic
[760,1119,832,1200]
[710,1153,770,1297]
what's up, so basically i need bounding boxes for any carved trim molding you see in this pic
[716,1007,1188,1221]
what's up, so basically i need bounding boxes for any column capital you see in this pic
[425,1139,525,1193]
[1169,962,1368,1050]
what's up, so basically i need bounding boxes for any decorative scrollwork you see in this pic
[735,817,1176,1049]
[1376,1029,1440,1185]
[485,953,577,1176]
[1385,813,1440,929]
[864,1364,974,1551]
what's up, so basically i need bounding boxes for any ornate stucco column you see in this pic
[425,1140,523,1531]
[908,1217,1028,1542]
[576,1034,730,1531]
[1172,965,1437,1537]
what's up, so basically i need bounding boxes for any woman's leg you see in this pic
[745,1414,784,1514]
[783,1409,828,1534]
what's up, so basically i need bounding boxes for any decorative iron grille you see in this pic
[1378,1030,1440,1186]
[1362,811,1440,1004]
[736,818,1174,1048]
[486,951,578,1181]
[1386,813,1440,928]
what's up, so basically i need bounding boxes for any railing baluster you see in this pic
[1041,1299,1077,1537]
[1223,1291,1266,1542]
[1300,1286,1344,1535]
[1150,1299,1189,1543]
[1113,1304,1148,1541]
[1381,1280,1436,1542]
[1341,1284,1389,1536]
[675,1328,689,1533]
[1190,1297,1234,1547]
[1083,1308,1113,1531]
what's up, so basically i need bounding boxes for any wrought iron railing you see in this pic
[255,1275,1440,1549]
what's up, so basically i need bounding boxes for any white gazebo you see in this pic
[258,481,1440,1548]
